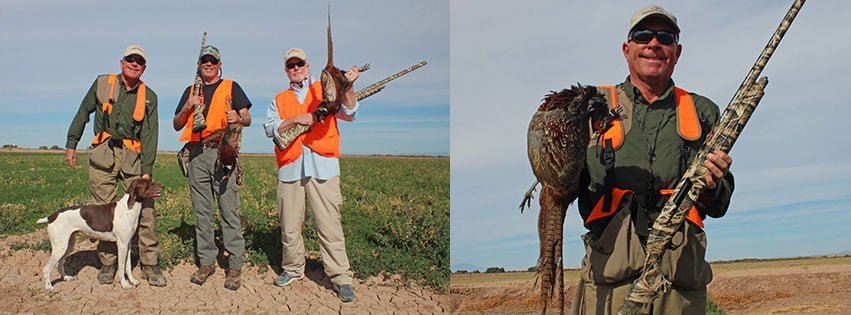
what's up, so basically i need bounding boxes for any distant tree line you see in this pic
[2,144,62,150]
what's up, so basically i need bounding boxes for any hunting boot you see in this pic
[224,268,241,291]
[141,264,167,287]
[97,263,116,284]
[190,265,216,285]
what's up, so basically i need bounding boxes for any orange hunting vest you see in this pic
[92,74,146,152]
[179,80,233,142]
[273,80,341,168]
[587,85,704,228]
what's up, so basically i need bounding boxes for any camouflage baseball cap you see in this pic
[284,48,307,62]
[199,45,221,61]
[123,44,148,61]
[629,4,680,34]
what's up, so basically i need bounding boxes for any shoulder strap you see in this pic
[673,87,701,141]
[95,74,119,114]
[133,82,146,122]
[597,86,624,150]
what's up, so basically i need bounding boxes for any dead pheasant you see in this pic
[316,6,369,121]
[522,85,615,314]
[272,6,369,151]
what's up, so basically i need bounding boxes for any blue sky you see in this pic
[0,0,448,155]
[451,1,851,271]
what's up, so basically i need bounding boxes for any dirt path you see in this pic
[0,231,449,314]
[450,257,851,314]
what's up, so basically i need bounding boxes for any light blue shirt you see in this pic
[263,76,358,182]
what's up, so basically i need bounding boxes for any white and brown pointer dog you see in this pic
[37,178,163,291]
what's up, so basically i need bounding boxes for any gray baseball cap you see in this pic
[628,4,680,34]
[123,44,147,61]
[284,48,308,62]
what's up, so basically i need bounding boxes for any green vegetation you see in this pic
[485,267,506,273]
[0,152,449,290]
[707,296,726,315]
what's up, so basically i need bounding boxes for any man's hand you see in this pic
[173,96,203,131]
[226,109,239,123]
[142,174,151,180]
[704,150,732,190]
[345,65,360,84]
[277,113,315,134]
[65,149,77,169]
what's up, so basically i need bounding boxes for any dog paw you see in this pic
[121,281,136,289]
[63,275,76,281]
[129,278,140,286]
[45,284,55,291]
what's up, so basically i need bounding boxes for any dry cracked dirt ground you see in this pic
[0,230,449,314]
[450,256,851,314]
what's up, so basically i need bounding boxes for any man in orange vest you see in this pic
[65,44,165,287]
[173,45,252,291]
[263,48,360,302]
[571,5,735,314]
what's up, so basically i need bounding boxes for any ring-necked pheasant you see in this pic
[521,85,616,314]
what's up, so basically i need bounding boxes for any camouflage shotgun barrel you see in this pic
[618,1,806,314]
[273,61,427,151]
[191,32,208,133]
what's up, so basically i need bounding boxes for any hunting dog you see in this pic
[37,178,163,291]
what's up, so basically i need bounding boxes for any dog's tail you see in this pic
[36,217,48,224]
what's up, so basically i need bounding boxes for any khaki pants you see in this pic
[571,197,708,315]
[188,143,245,269]
[571,276,707,315]
[87,142,159,266]
[278,176,353,286]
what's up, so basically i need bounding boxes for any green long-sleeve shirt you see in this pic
[66,74,159,175]
[578,77,734,223]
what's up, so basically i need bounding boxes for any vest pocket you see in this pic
[585,195,646,284]
[660,223,713,289]
[88,142,114,171]
[120,148,141,176]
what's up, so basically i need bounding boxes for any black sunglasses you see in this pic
[199,55,220,65]
[629,30,678,45]
[123,55,146,66]
[286,60,306,69]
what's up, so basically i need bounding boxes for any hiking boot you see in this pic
[334,283,356,302]
[224,268,241,291]
[140,264,167,287]
[97,264,116,284]
[190,265,216,285]
[273,271,303,287]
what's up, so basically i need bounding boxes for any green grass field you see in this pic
[0,151,449,290]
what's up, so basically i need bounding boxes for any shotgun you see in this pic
[273,61,427,151]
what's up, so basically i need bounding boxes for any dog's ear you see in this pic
[127,180,138,208]
[127,179,149,208]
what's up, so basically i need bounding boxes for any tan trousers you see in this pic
[88,142,159,266]
[277,176,353,286]
[571,276,706,315]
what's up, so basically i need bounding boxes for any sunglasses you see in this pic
[123,55,146,66]
[629,30,678,45]
[286,60,306,69]
[199,55,220,65]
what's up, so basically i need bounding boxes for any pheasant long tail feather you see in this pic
[536,184,568,314]
[326,3,333,67]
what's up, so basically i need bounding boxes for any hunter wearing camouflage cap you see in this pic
[173,42,253,291]
[570,5,734,314]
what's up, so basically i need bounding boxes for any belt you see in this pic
[107,138,124,148]
[193,140,220,149]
